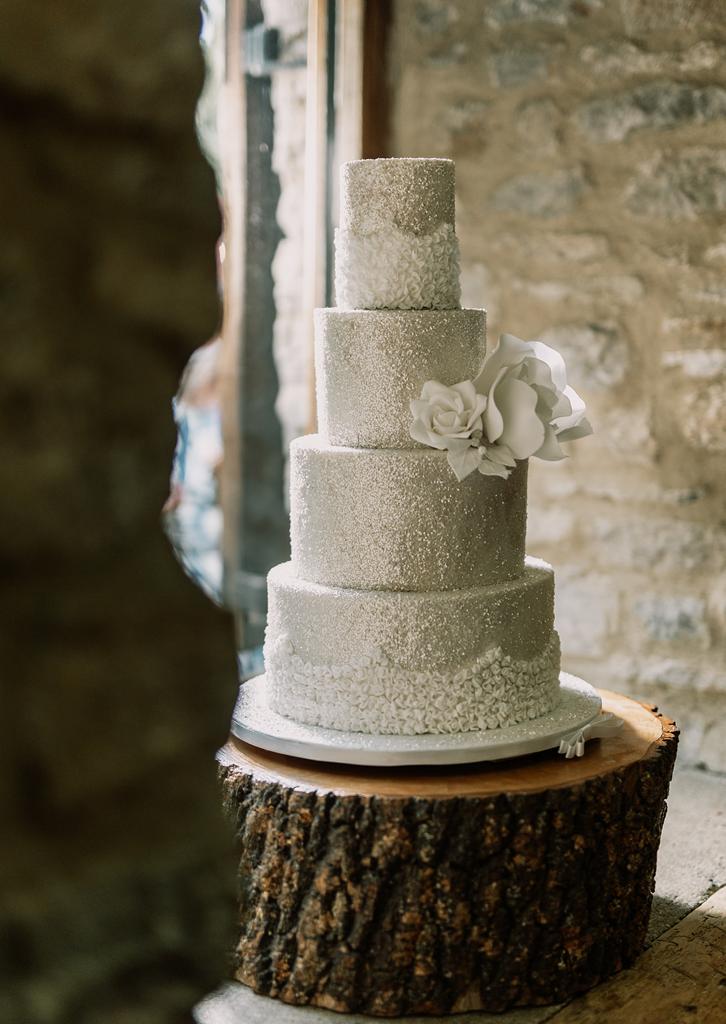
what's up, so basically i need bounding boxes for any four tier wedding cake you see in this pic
[261,158,591,737]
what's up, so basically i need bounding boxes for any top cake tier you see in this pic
[335,158,461,311]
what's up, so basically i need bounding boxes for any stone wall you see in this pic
[389,0,726,769]
[1,1,237,1020]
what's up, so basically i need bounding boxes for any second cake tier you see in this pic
[315,307,486,448]
[264,558,560,735]
[290,435,527,591]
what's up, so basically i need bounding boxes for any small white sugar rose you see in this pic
[410,380,487,481]
[410,379,486,447]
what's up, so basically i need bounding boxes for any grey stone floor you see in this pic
[195,766,726,1024]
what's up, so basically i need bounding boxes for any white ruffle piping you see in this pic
[265,633,561,735]
[335,223,461,310]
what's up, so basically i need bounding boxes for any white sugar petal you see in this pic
[534,423,567,461]
[530,340,568,392]
[558,416,593,442]
[473,333,530,393]
[496,376,545,459]
[447,445,481,481]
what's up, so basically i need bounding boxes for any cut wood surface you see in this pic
[218,691,678,1016]
[219,690,666,797]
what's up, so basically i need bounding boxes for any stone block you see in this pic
[627,148,726,219]
[661,348,726,452]
[650,688,726,770]
[489,51,547,88]
[413,0,460,33]
[662,316,726,346]
[581,40,725,78]
[700,717,726,772]
[485,0,601,28]
[620,0,726,35]
[512,274,643,308]
[444,99,490,134]
[528,457,578,499]
[490,168,586,217]
[586,516,718,575]
[662,349,726,378]
[538,322,629,390]
[577,81,726,143]
[272,238,304,311]
[577,471,708,508]
[608,663,726,769]
[555,571,619,659]
[490,231,610,265]
[703,242,726,265]
[632,594,711,649]
[687,282,726,307]
[569,404,658,464]
[411,5,471,68]
[275,383,311,446]
[672,378,726,452]
[459,261,499,319]
[515,98,561,156]
[425,41,469,66]
[526,506,575,546]
[628,656,726,694]
[708,575,726,635]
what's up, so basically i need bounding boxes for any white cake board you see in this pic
[231,672,602,767]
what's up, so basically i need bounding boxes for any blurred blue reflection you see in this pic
[163,340,266,679]
[163,340,224,606]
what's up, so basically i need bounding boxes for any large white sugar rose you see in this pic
[410,380,487,480]
[473,333,592,466]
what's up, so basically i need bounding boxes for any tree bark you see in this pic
[218,690,678,1016]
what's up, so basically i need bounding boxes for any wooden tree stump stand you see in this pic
[217,690,677,1017]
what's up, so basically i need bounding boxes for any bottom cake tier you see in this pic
[264,559,561,735]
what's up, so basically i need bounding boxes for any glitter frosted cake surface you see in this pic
[339,158,455,235]
[290,436,527,591]
[262,157,563,736]
[316,308,486,448]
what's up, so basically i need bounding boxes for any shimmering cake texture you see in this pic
[315,308,486,448]
[335,224,461,310]
[264,558,559,734]
[335,158,460,309]
[290,436,527,591]
[339,158,455,235]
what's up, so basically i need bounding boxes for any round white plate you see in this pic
[231,672,602,767]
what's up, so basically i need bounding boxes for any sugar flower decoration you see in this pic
[410,333,592,481]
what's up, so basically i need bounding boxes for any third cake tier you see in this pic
[290,435,527,591]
